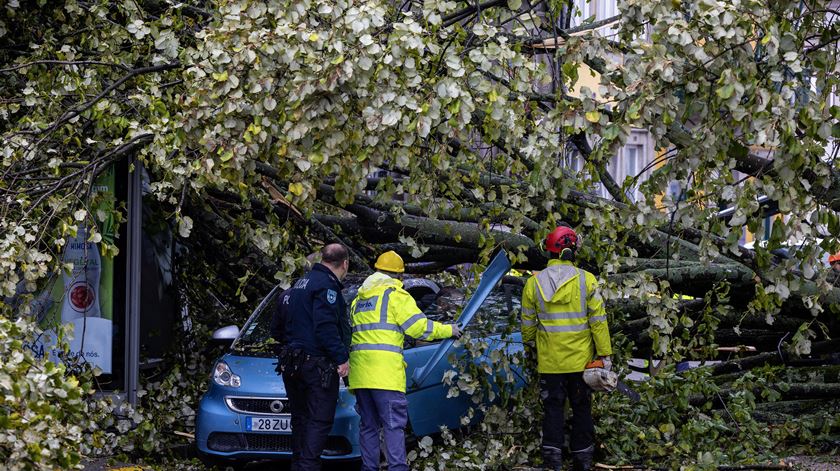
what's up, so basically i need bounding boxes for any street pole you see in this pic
[124,158,142,406]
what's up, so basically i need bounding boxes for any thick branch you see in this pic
[0,60,130,73]
[374,243,480,264]
[691,383,840,407]
[33,62,181,143]
[711,339,840,375]
[442,0,506,27]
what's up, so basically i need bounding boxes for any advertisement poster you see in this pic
[31,165,116,373]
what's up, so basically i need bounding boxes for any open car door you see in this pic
[406,250,511,436]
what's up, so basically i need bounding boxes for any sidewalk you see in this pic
[82,461,148,471]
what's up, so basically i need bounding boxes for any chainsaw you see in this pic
[584,359,641,403]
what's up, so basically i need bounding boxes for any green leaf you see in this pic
[562,61,579,84]
[309,152,324,164]
[288,182,304,196]
[716,83,735,99]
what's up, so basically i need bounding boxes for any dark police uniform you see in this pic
[282,263,350,471]
[270,288,292,356]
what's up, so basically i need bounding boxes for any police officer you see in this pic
[271,253,320,360]
[348,251,460,471]
[283,243,351,471]
[521,224,612,471]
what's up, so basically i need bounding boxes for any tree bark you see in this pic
[691,383,840,407]
[711,339,840,375]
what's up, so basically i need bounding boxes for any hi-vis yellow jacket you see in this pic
[348,272,453,392]
[521,259,612,374]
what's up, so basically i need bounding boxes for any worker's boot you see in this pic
[541,445,563,471]
[571,445,594,471]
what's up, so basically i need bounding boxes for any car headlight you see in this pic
[213,361,241,388]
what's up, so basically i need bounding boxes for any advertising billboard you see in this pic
[31,165,116,373]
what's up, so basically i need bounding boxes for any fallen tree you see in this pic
[2,0,840,469]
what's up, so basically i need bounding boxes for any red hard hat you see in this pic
[830,252,840,264]
[546,226,577,253]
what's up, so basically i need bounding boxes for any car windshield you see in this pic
[230,279,523,355]
[231,288,281,355]
[230,284,359,356]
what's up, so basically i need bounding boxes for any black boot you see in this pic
[571,445,594,471]
[541,445,563,471]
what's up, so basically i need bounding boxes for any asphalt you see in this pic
[234,461,359,470]
[83,458,361,471]
[79,456,840,471]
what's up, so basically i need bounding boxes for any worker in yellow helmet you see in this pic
[521,223,612,471]
[348,251,461,471]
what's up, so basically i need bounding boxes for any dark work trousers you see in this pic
[285,358,339,471]
[354,389,409,471]
[540,373,594,459]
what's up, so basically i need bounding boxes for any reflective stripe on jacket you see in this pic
[521,259,612,374]
[348,272,453,392]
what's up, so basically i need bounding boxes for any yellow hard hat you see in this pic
[375,251,405,273]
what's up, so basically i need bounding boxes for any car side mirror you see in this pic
[211,325,240,348]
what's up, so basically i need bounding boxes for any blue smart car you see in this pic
[195,252,522,468]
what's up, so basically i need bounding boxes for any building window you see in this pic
[601,130,650,201]
[561,150,584,173]
[667,180,685,202]
[619,142,644,201]
[624,145,639,180]
[571,0,619,37]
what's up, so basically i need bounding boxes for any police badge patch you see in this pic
[326,289,337,304]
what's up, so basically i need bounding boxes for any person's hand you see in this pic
[337,362,350,377]
[599,356,612,371]
[450,324,462,339]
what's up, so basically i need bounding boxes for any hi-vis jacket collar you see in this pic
[358,271,401,293]
[537,259,582,304]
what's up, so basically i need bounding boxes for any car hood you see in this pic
[222,353,287,396]
[409,250,511,389]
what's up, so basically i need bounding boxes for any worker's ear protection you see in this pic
[560,247,575,261]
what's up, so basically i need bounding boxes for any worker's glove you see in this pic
[598,356,612,371]
[450,324,462,339]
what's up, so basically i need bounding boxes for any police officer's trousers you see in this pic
[539,373,595,468]
[285,357,339,471]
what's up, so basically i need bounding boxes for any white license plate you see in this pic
[245,416,291,432]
